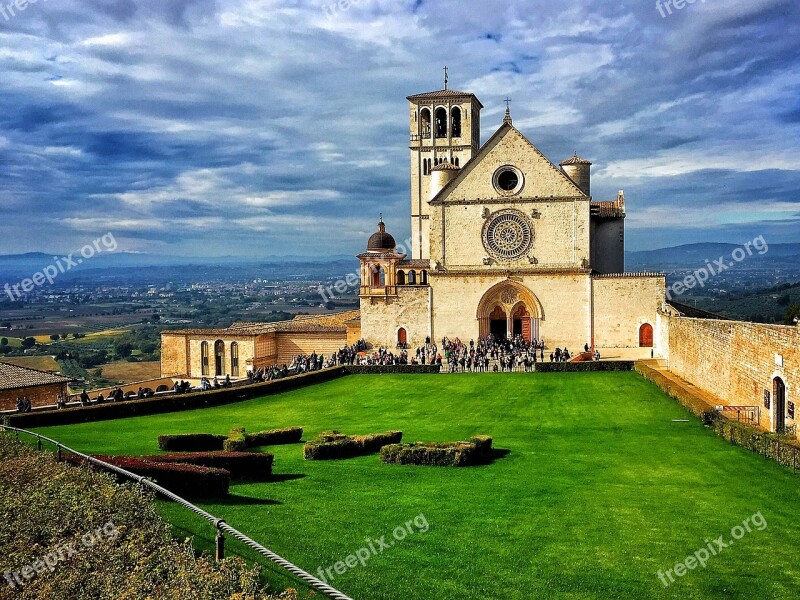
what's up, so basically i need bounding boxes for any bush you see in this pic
[0,435,300,598]
[223,426,247,452]
[92,455,230,498]
[304,430,403,460]
[381,436,494,467]
[141,452,274,480]
[246,426,304,447]
[158,433,226,452]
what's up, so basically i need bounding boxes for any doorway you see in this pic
[774,377,786,433]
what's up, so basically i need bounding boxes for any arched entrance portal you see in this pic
[774,377,786,433]
[477,282,543,342]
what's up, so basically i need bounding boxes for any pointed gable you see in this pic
[431,123,587,204]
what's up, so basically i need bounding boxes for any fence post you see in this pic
[794,447,797,474]
[215,521,226,561]
[37,437,42,451]
[56,444,62,463]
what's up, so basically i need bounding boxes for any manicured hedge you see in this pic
[7,367,348,428]
[342,365,441,375]
[92,455,230,497]
[224,427,247,452]
[380,436,494,467]
[304,430,403,460]
[245,427,304,447]
[158,433,226,452]
[141,452,274,480]
[535,361,634,372]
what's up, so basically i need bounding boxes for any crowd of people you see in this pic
[442,335,546,372]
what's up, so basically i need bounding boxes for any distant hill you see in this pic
[626,243,800,271]
[0,252,357,278]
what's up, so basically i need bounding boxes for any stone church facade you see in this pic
[358,86,665,352]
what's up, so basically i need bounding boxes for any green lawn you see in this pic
[32,373,800,599]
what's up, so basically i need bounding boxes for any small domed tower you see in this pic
[560,154,592,196]
[357,218,405,299]
[429,160,460,201]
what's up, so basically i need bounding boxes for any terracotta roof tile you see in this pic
[0,361,73,392]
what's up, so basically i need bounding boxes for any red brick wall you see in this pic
[0,383,69,412]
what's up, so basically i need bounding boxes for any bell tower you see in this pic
[407,72,483,259]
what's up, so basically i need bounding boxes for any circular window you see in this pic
[482,210,534,261]
[492,166,524,196]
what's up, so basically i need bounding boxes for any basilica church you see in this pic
[162,83,666,380]
[357,84,665,353]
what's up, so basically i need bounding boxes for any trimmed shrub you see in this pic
[536,361,633,372]
[92,455,230,497]
[304,430,403,460]
[246,427,304,447]
[141,452,274,480]
[223,426,247,452]
[381,436,494,467]
[158,433,226,452]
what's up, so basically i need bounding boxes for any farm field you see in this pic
[32,373,800,600]
[1,355,61,372]
[96,360,161,383]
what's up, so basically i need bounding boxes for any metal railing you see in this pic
[0,425,354,600]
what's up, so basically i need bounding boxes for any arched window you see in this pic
[454,157,460,167]
[639,324,653,348]
[426,158,432,174]
[201,341,210,376]
[397,328,407,346]
[420,108,431,137]
[435,107,448,138]
[451,107,462,137]
[420,270,428,285]
[397,270,406,285]
[774,377,787,433]
[408,270,417,285]
[214,340,225,376]
[370,265,386,288]
[423,160,428,176]
[230,342,239,378]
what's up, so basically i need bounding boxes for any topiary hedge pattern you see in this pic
[140,452,274,480]
[380,436,494,467]
[92,455,230,497]
[158,433,226,452]
[245,427,304,447]
[304,430,403,460]
[223,427,247,452]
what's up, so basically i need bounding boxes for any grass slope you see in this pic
[33,373,800,599]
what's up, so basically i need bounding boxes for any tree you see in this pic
[786,302,800,325]
[21,337,36,349]
[50,335,60,341]
[0,338,7,346]
[151,313,161,323]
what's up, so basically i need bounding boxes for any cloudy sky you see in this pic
[0,0,798,258]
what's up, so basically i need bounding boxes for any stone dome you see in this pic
[367,219,396,251]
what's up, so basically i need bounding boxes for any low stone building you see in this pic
[161,311,361,380]
[0,362,74,411]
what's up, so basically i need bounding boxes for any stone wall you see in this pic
[360,286,431,349]
[275,332,348,364]
[666,314,799,435]
[592,275,665,348]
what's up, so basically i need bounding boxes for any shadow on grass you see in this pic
[474,448,511,466]
[267,473,306,483]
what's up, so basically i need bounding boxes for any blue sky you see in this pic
[0,0,798,257]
